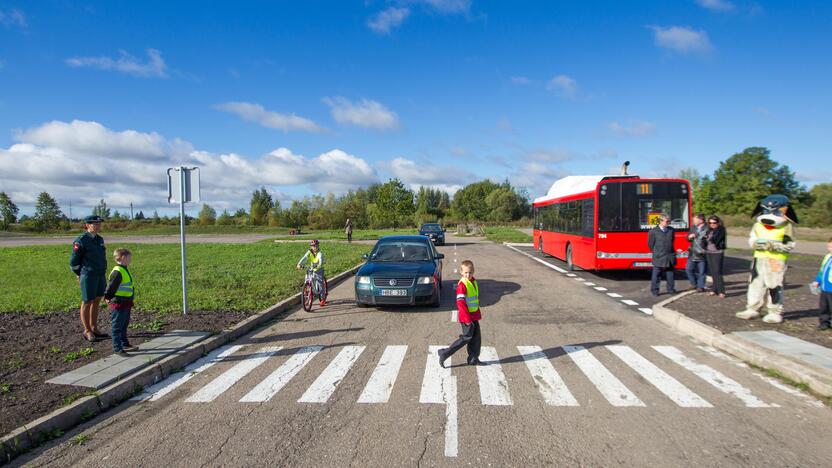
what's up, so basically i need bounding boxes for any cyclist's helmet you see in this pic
[309,239,319,248]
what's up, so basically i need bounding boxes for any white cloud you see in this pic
[649,26,713,55]
[386,157,472,192]
[215,101,323,133]
[323,97,400,131]
[0,120,378,214]
[0,8,26,28]
[546,75,578,99]
[608,119,657,137]
[695,0,735,12]
[367,7,411,34]
[497,117,513,131]
[65,49,168,78]
[509,162,570,198]
[510,76,531,85]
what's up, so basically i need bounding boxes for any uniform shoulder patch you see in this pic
[73,242,81,251]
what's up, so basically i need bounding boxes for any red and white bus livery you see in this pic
[532,174,692,271]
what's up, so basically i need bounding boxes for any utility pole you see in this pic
[130,202,134,220]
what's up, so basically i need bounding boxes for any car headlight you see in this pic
[357,276,371,284]
[417,276,435,284]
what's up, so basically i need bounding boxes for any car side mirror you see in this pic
[436,253,445,259]
[361,253,369,260]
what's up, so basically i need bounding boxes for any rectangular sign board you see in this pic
[167,167,200,204]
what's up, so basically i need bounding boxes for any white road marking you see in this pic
[621,299,639,306]
[357,345,408,404]
[476,347,513,405]
[584,282,596,286]
[697,345,823,408]
[607,345,711,408]
[420,345,452,404]
[653,346,771,408]
[299,346,365,403]
[638,308,654,315]
[594,286,608,291]
[606,292,622,298]
[573,276,585,281]
[443,376,458,458]
[564,345,644,407]
[451,308,458,322]
[240,346,322,402]
[186,346,282,403]
[566,273,577,277]
[504,244,566,273]
[133,345,243,402]
[517,345,578,406]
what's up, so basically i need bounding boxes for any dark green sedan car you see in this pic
[355,235,444,308]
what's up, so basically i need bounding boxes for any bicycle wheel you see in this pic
[302,282,313,312]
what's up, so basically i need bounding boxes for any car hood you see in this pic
[358,261,438,277]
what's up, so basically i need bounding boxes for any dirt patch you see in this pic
[0,309,248,437]
[669,251,832,349]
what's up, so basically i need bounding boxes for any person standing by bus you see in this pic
[705,215,727,298]
[648,214,676,296]
[686,214,708,292]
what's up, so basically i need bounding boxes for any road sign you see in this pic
[167,167,200,314]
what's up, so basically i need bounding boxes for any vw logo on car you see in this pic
[389,279,397,286]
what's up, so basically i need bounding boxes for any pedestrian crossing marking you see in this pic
[517,345,579,406]
[420,346,451,404]
[476,347,513,405]
[240,345,322,403]
[594,286,608,291]
[358,345,408,404]
[653,346,772,408]
[133,345,243,402]
[564,345,644,407]
[185,346,282,403]
[607,345,711,408]
[299,346,365,403]
[621,299,639,306]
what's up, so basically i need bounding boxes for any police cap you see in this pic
[84,215,103,224]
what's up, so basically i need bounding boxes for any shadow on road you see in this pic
[246,327,365,344]
[446,339,623,368]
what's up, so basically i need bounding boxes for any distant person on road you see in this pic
[439,260,482,367]
[70,215,108,342]
[104,248,137,356]
[705,215,727,298]
[345,218,353,243]
[648,213,676,296]
[812,238,832,330]
[297,239,327,306]
[686,214,708,292]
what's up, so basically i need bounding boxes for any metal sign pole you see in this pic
[179,167,189,315]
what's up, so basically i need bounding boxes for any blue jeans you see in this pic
[110,306,131,352]
[685,259,707,289]
[651,267,675,295]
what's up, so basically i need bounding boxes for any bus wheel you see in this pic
[566,244,574,271]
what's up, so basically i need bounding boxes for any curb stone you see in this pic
[652,291,832,399]
[1,264,363,465]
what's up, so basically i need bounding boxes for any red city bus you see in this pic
[532,174,692,271]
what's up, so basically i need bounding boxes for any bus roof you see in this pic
[533,175,611,204]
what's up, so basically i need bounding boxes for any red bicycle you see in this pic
[302,268,328,312]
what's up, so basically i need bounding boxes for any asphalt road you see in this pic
[18,235,832,467]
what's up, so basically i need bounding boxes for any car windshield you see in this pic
[370,241,432,262]
[420,225,442,232]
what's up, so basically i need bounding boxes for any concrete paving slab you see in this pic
[731,330,832,371]
[46,330,210,389]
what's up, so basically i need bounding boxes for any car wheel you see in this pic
[355,298,369,308]
[566,244,574,271]
[430,288,441,307]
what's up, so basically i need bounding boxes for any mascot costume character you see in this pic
[736,194,798,323]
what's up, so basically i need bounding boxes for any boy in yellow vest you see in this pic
[104,248,136,356]
[439,260,482,367]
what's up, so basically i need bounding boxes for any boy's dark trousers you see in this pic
[820,292,832,326]
[444,321,481,364]
[110,306,131,352]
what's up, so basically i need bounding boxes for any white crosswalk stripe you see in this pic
[607,345,712,408]
[420,346,452,404]
[358,345,408,404]
[186,346,282,403]
[517,345,578,406]
[476,347,513,406]
[133,345,243,402]
[240,345,322,402]
[653,346,772,407]
[299,346,365,403]
[564,345,644,407]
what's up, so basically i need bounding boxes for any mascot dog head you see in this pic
[752,194,798,226]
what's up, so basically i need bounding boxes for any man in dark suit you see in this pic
[648,213,676,296]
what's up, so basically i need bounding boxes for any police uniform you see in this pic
[70,216,107,302]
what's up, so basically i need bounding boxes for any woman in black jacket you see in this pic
[705,215,727,297]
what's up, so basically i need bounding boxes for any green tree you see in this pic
[485,187,526,222]
[134,210,146,220]
[216,209,234,226]
[268,200,282,227]
[92,199,111,220]
[198,203,217,225]
[152,210,161,224]
[803,183,832,227]
[452,179,501,220]
[697,147,809,215]
[249,188,273,225]
[0,192,19,229]
[374,179,414,228]
[678,168,704,212]
[33,192,63,232]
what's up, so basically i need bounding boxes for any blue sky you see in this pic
[1,0,830,215]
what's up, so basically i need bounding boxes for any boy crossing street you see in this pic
[439,260,482,367]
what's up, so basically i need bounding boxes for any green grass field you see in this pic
[265,228,415,241]
[0,243,370,314]
[483,227,533,244]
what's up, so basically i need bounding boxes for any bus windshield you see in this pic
[597,181,689,232]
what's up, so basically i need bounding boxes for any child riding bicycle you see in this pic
[297,239,327,306]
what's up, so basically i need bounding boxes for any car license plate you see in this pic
[380,289,408,296]
[633,262,652,267]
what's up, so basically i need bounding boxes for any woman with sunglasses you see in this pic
[705,215,727,298]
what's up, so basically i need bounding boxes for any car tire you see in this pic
[430,289,441,308]
[356,300,369,308]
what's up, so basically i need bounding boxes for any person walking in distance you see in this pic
[345,218,353,243]
[705,215,727,298]
[439,260,482,367]
[648,213,676,296]
[70,215,108,342]
[686,214,708,292]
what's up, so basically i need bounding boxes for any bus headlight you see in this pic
[417,276,435,284]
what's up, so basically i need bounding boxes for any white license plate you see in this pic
[633,262,653,267]
[380,289,408,296]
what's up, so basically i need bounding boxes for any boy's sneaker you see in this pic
[115,350,130,357]
[122,345,138,352]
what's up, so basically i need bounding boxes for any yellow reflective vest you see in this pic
[459,277,479,312]
[113,265,134,298]
[752,224,789,261]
